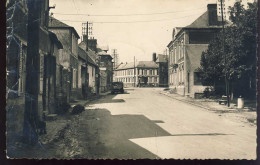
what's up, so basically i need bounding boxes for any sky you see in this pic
[49,0,242,63]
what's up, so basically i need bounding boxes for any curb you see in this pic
[71,92,111,107]
[160,92,216,111]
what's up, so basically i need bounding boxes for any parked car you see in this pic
[111,82,124,94]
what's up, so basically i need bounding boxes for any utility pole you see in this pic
[220,0,230,107]
[112,49,118,70]
[134,56,136,87]
[23,0,41,144]
[86,21,88,51]
[82,22,93,51]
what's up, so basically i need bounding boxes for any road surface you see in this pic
[56,88,257,159]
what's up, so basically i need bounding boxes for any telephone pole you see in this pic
[112,49,118,70]
[82,22,93,51]
[23,0,41,144]
[220,0,230,107]
[134,56,136,87]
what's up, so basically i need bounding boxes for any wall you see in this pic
[50,29,71,51]
[88,65,96,93]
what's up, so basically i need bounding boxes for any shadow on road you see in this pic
[73,108,172,159]
[171,133,234,136]
[93,94,126,104]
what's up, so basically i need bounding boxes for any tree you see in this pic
[200,2,257,98]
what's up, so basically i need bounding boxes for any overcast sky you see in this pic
[49,0,235,63]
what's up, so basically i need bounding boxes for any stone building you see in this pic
[79,38,100,95]
[167,4,223,98]
[114,61,159,87]
[98,50,113,92]
[48,17,80,101]
[154,54,169,87]
[6,0,63,146]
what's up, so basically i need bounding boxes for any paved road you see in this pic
[59,88,256,159]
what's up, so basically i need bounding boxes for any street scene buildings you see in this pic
[167,4,223,98]
[6,0,257,160]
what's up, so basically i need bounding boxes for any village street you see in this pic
[44,88,256,159]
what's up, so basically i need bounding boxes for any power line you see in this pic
[52,7,205,17]
[58,13,202,24]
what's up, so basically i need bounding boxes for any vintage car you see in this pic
[111,82,124,94]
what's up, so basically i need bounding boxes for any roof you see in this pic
[137,61,159,68]
[49,31,63,49]
[78,47,98,66]
[48,17,80,39]
[116,61,158,70]
[168,4,230,47]
[116,62,135,70]
[98,51,113,59]
[78,47,87,61]
[87,50,98,66]
[184,11,222,29]
[156,54,168,63]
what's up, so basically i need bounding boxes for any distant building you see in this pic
[114,60,159,87]
[98,50,113,92]
[167,4,223,98]
[155,54,169,87]
[79,36,100,95]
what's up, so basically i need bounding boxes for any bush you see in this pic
[203,87,216,98]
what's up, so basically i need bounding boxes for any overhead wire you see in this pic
[57,12,203,24]
[52,7,205,17]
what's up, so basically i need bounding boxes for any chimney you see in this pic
[207,4,218,26]
[152,53,156,62]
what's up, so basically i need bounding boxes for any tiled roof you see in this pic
[185,11,222,29]
[48,17,80,38]
[49,17,71,28]
[78,47,87,61]
[78,47,98,66]
[87,50,98,66]
[116,61,159,70]
[156,54,168,63]
[98,51,113,59]
[49,31,63,49]
[116,62,135,70]
[137,61,159,68]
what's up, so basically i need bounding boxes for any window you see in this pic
[144,69,147,75]
[179,45,181,59]
[174,47,177,62]
[189,32,215,44]
[194,72,203,85]
[181,40,184,58]
[171,50,174,64]
[150,70,152,75]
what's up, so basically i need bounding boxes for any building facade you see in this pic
[98,50,113,92]
[49,17,80,101]
[6,0,64,145]
[167,4,222,98]
[79,38,100,95]
[114,61,159,87]
[155,54,169,87]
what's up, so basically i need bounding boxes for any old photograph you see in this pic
[6,0,258,159]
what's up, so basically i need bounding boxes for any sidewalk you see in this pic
[160,90,256,126]
[39,91,111,146]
